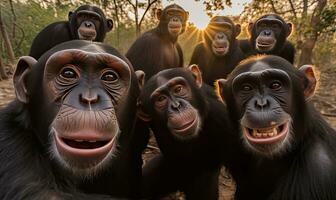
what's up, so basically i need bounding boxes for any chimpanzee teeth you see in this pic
[75,140,83,142]
[88,140,97,143]
[251,127,279,138]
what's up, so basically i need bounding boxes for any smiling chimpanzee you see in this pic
[137,65,234,200]
[29,5,113,59]
[216,55,336,200]
[0,40,145,199]
[239,14,295,63]
[126,4,189,80]
[189,16,245,85]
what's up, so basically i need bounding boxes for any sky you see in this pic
[162,0,252,29]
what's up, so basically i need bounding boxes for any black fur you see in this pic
[0,41,142,199]
[29,5,112,60]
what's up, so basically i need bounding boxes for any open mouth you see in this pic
[242,121,289,144]
[54,128,116,168]
[62,138,110,149]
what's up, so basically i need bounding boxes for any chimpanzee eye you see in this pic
[101,70,119,82]
[157,95,167,102]
[272,24,280,29]
[241,84,253,91]
[174,85,183,94]
[270,81,282,90]
[260,23,267,28]
[60,67,78,79]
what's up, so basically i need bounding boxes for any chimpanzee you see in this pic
[137,65,235,200]
[216,55,336,200]
[126,4,189,80]
[189,16,245,86]
[0,40,145,199]
[239,14,295,63]
[29,5,113,60]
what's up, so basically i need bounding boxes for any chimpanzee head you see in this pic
[157,4,189,40]
[248,14,292,53]
[69,5,113,41]
[137,65,208,141]
[13,41,144,177]
[216,55,316,157]
[204,16,241,57]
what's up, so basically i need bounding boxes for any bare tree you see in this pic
[0,6,15,71]
[299,0,327,65]
[126,0,160,36]
[0,57,8,80]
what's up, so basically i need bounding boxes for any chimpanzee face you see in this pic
[249,15,292,52]
[137,65,204,141]
[69,7,113,41]
[157,4,189,38]
[217,56,316,157]
[205,16,241,57]
[13,42,143,177]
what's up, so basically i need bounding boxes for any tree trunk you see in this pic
[135,0,140,37]
[0,57,8,80]
[298,0,327,66]
[0,7,15,70]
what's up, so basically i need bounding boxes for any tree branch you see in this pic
[139,0,159,27]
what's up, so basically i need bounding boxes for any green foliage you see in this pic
[0,1,69,58]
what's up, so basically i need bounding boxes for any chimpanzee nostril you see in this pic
[171,100,181,110]
[264,30,271,36]
[255,98,269,109]
[85,22,92,28]
[80,93,99,104]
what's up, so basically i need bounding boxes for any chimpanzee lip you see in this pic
[256,39,276,49]
[172,114,198,135]
[54,128,116,165]
[242,121,289,144]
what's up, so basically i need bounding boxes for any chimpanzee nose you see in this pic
[255,98,269,110]
[172,17,179,22]
[84,22,92,28]
[171,100,181,110]
[80,92,99,105]
[264,30,271,36]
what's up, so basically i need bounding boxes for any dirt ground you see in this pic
[0,65,335,200]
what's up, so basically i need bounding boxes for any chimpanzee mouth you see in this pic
[53,128,117,168]
[242,121,289,144]
[173,116,198,135]
[256,39,276,51]
[213,44,229,55]
[62,138,110,149]
[169,25,182,33]
[78,30,96,40]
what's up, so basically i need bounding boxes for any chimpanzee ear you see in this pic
[248,22,254,36]
[215,79,227,102]
[68,11,74,21]
[156,9,162,20]
[286,22,293,37]
[13,56,37,103]
[187,64,202,88]
[136,100,152,122]
[106,19,113,31]
[299,65,317,101]
[235,24,241,37]
[135,70,145,90]
[185,11,190,21]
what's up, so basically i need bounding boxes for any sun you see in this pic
[162,0,210,30]
[190,16,209,30]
